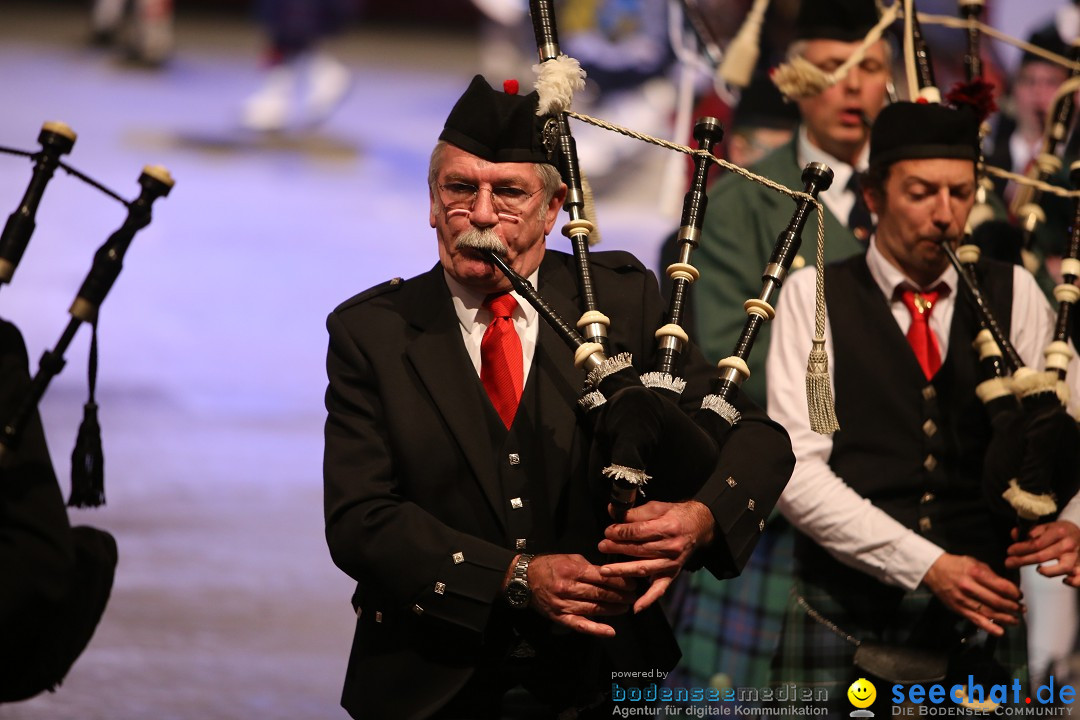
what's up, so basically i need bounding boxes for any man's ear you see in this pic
[429,188,437,228]
[863,186,881,216]
[543,184,567,235]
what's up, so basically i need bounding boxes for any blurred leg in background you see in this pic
[470,0,676,181]
[90,0,174,67]
[242,0,358,132]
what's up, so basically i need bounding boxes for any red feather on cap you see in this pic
[945,79,998,123]
[503,79,519,95]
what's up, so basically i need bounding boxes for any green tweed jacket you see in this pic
[693,137,865,406]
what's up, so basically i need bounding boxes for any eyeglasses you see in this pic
[437,182,541,216]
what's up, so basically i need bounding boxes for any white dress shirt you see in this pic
[766,239,1080,590]
[445,268,540,386]
[1008,131,1040,177]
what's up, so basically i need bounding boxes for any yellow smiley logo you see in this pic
[848,677,877,709]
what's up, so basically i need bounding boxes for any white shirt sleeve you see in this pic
[766,267,945,591]
[1008,267,1080,405]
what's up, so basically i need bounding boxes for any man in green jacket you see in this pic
[694,0,891,406]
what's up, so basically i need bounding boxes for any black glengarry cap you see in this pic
[439,75,550,164]
[795,0,880,42]
[1021,24,1069,67]
[869,101,980,167]
[734,72,800,131]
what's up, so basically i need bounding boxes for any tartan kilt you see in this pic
[771,575,1028,717]
[665,515,796,691]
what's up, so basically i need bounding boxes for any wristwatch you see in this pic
[504,553,535,609]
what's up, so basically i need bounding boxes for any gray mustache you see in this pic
[456,228,506,256]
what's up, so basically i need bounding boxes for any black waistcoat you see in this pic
[477,356,681,675]
[795,254,1015,611]
[477,363,556,555]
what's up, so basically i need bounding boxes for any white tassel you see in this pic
[640,372,687,395]
[771,56,832,99]
[578,390,607,412]
[584,352,634,390]
[602,464,652,487]
[719,0,771,89]
[1002,479,1058,520]
[772,1,899,100]
[701,394,741,427]
[806,338,840,434]
[1011,368,1060,398]
[533,55,586,115]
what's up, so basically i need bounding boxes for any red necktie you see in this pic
[481,293,523,429]
[899,289,942,380]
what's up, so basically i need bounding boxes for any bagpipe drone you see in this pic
[0,121,174,507]
[479,0,836,524]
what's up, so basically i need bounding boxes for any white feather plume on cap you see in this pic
[719,0,771,89]
[533,55,586,115]
[532,53,602,245]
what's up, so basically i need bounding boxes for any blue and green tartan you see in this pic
[771,574,1028,718]
[665,515,796,692]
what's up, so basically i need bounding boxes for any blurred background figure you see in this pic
[721,71,799,169]
[90,0,174,67]
[470,0,677,180]
[988,28,1071,207]
[1058,0,1080,45]
[986,20,1075,274]
[558,0,675,177]
[241,0,358,132]
[472,0,533,85]
[657,69,798,333]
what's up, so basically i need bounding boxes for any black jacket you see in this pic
[323,250,794,718]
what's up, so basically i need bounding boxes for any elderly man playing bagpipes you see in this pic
[322,70,796,718]
[767,86,1080,715]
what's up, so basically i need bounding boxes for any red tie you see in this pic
[899,289,942,380]
[481,293,523,429]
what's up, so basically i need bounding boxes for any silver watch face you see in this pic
[505,579,530,609]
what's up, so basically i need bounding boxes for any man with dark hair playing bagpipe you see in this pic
[322,73,795,719]
[767,98,1080,717]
